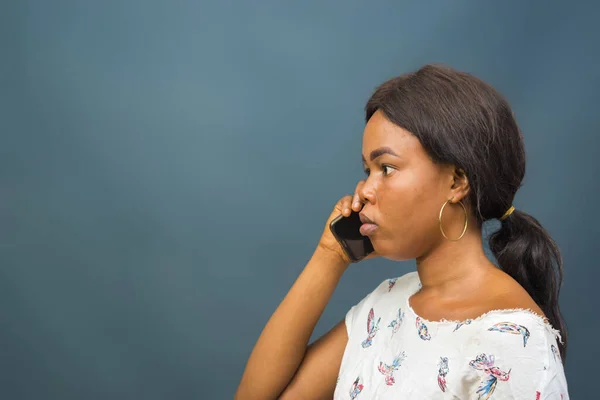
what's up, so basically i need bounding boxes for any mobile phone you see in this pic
[329,211,374,262]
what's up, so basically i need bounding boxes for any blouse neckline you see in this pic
[404,275,563,342]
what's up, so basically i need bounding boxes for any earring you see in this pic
[439,199,468,241]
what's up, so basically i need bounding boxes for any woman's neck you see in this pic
[415,228,497,296]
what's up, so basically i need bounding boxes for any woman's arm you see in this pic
[235,190,372,399]
[234,248,349,400]
[278,318,348,400]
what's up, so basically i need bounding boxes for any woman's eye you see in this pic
[382,165,395,176]
[363,165,394,177]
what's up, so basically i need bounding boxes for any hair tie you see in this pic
[499,205,515,221]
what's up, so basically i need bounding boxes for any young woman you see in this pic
[235,64,569,399]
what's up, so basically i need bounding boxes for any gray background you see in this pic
[3,0,598,398]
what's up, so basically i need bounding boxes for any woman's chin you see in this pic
[372,240,419,262]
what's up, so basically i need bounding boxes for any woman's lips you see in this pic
[359,223,378,236]
[359,213,378,236]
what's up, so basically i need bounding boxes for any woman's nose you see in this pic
[358,179,376,205]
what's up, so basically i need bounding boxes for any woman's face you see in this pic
[359,110,458,261]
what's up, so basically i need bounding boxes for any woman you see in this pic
[235,64,569,399]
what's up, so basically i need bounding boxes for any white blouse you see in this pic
[334,272,569,399]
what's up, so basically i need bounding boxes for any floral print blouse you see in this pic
[334,272,569,399]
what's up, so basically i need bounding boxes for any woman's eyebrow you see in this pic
[361,147,400,163]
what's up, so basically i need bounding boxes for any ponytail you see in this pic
[489,210,567,362]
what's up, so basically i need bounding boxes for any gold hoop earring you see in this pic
[439,199,468,241]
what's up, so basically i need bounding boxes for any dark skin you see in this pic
[352,110,545,321]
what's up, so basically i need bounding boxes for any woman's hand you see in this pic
[316,180,378,265]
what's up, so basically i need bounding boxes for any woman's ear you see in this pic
[450,167,470,202]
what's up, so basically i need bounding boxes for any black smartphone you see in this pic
[329,211,374,262]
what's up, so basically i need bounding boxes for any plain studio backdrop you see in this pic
[2,1,599,398]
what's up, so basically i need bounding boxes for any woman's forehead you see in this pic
[362,111,422,158]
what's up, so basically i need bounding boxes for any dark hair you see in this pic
[365,64,567,362]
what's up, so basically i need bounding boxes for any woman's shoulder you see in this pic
[461,279,562,351]
[461,308,564,362]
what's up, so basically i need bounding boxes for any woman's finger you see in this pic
[340,195,353,216]
[352,180,366,211]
